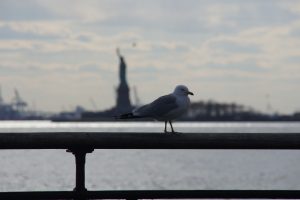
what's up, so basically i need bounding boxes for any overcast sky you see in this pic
[0,0,299,113]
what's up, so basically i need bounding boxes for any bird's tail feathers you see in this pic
[116,112,144,120]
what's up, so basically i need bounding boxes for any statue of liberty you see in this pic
[115,48,132,114]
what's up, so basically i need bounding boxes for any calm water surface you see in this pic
[0,121,299,191]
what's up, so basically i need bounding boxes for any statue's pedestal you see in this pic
[116,83,132,114]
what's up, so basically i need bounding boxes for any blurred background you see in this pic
[0,0,300,193]
[0,0,299,121]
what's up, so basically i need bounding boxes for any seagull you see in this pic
[120,85,194,133]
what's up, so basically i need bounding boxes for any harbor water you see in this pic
[0,121,299,191]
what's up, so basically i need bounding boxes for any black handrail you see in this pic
[1,190,300,199]
[1,132,300,149]
[0,132,299,200]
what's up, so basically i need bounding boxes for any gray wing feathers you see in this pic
[134,94,178,118]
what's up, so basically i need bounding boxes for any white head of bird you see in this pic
[173,85,194,96]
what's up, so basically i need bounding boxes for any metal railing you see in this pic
[0,132,300,199]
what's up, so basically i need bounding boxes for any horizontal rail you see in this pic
[0,132,300,149]
[1,190,300,199]
[1,132,300,199]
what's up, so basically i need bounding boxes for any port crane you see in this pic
[12,89,27,112]
[0,86,3,105]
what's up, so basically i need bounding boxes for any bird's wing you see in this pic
[134,94,178,118]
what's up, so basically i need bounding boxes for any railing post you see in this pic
[67,148,94,200]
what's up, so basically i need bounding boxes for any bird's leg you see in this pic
[164,121,168,133]
[169,121,181,134]
[169,121,175,133]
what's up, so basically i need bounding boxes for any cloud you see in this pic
[204,60,267,73]
[0,0,57,21]
[209,40,261,54]
[279,1,300,16]
[0,20,72,46]
[0,24,60,40]
[0,0,299,113]
[45,0,123,21]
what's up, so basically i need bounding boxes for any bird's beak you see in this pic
[188,91,194,96]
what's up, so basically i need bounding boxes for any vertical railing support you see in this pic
[67,148,94,200]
